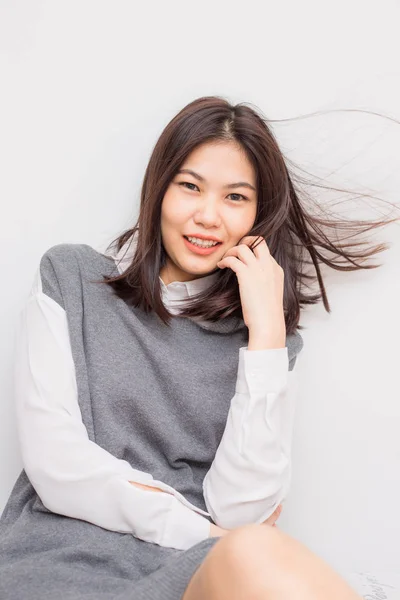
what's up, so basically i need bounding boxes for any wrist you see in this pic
[248,329,286,350]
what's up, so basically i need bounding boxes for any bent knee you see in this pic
[184,525,284,600]
[213,523,286,567]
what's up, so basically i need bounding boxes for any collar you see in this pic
[113,234,219,298]
[108,230,246,334]
[106,232,301,350]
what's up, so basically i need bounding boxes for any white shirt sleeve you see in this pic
[203,345,299,529]
[13,267,211,551]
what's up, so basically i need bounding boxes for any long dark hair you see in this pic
[94,96,400,336]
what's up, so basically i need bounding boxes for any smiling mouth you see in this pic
[182,236,223,255]
[183,236,222,247]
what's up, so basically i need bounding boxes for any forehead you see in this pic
[181,141,256,183]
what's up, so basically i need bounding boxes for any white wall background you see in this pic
[1,0,399,577]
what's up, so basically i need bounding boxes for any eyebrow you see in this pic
[176,168,257,192]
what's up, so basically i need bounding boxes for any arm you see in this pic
[13,266,211,550]
[206,234,302,529]
[202,343,300,529]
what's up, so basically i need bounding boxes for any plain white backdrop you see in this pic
[1,0,399,577]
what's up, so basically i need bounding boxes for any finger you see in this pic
[240,235,271,257]
[216,255,247,275]
[268,505,282,524]
[251,237,271,261]
[130,482,165,493]
[263,505,281,526]
[233,236,271,266]
[218,244,258,267]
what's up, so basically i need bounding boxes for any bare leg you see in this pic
[182,524,363,600]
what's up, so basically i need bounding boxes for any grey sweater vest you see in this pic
[0,243,303,598]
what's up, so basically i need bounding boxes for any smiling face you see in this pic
[159,141,258,285]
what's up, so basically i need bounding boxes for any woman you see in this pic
[1,96,397,599]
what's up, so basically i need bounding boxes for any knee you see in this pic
[213,523,286,571]
[189,525,295,600]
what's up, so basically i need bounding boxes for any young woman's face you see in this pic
[160,141,258,284]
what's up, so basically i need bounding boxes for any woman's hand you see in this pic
[216,235,285,337]
[261,503,283,527]
[129,481,170,493]
[130,482,283,533]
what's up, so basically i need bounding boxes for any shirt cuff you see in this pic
[161,495,211,550]
[236,346,289,395]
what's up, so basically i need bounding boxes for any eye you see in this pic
[178,182,248,202]
[179,182,199,191]
[227,193,248,202]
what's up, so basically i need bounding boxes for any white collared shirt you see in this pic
[114,233,220,315]
[13,239,297,550]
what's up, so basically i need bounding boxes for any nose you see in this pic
[193,195,221,227]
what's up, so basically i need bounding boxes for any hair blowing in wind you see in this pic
[95,96,400,336]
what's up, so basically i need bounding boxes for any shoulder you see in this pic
[40,242,113,274]
[38,243,113,308]
[40,242,92,266]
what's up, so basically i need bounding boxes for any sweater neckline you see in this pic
[105,236,247,335]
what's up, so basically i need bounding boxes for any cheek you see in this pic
[161,194,191,227]
[228,210,256,238]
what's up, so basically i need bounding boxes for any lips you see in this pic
[183,236,222,255]
[183,236,221,246]
[184,234,223,243]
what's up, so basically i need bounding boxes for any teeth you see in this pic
[187,236,219,248]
